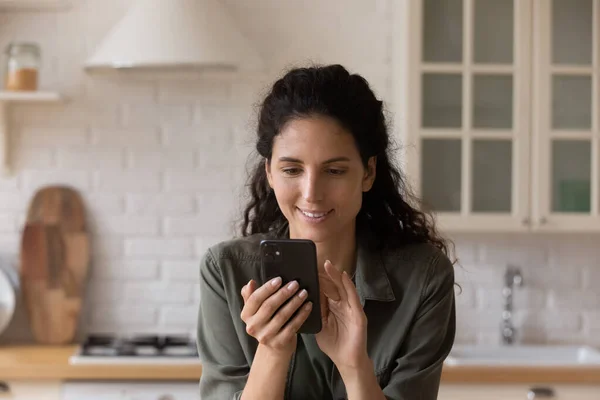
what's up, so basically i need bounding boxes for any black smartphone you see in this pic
[259,239,322,334]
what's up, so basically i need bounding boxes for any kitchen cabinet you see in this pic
[0,380,61,400]
[394,0,600,232]
[439,383,600,399]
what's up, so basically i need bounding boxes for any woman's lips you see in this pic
[297,207,333,223]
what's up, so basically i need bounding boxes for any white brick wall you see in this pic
[91,259,160,280]
[451,233,600,346]
[126,194,195,216]
[125,238,193,258]
[0,0,598,347]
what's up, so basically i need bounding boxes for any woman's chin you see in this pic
[291,227,335,244]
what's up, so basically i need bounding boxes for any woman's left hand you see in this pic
[315,260,368,370]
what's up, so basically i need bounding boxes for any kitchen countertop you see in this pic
[441,365,600,384]
[0,345,202,381]
[1,345,600,383]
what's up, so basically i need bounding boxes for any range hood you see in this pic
[84,0,263,71]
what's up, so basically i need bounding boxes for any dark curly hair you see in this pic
[240,64,453,260]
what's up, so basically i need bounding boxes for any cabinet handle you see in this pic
[539,217,548,225]
[527,386,555,398]
[522,217,530,225]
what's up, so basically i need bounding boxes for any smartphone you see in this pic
[259,239,322,334]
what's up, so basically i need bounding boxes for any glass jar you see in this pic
[4,42,41,91]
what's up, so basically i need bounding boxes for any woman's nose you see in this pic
[302,174,324,202]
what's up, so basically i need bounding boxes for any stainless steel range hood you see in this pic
[84,0,263,71]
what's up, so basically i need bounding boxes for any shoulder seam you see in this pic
[206,248,225,282]
[416,251,441,318]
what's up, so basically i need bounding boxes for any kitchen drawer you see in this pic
[0,380,61,400]
[63,381,200,400]
[439,383,600,400]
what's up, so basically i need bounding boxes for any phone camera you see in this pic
[262,243,281,262]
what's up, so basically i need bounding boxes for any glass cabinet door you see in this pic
[532,0,599,231]
[411,0,532,231]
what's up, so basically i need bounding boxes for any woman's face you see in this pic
[265,116,376,244]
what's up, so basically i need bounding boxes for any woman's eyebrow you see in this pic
[278,156,351,164]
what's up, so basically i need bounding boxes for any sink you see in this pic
[445,345,600,366]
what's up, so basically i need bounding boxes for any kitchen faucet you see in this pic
[501,265,523,345]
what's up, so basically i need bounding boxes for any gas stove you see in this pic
[69,334,201,365]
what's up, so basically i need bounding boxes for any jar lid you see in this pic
[5,42,40,54]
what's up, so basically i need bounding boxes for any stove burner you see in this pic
[80,334,198,358]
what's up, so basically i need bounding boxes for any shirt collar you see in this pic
[354,236,396,306]
[273,224,396,306]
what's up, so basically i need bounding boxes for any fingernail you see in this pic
[304,302,312,310]
[271,277,282,287]
[287,280,299,291]
[298,289,307,298]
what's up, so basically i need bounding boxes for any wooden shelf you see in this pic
[0,91,61,102]
[0,91,63,176]
[0,0,71,10]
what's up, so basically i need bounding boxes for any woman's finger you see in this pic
[342,271,362,310]
[240,280,250,302]
[240,277,282,320]
[241,280,258,303]
[253,280,301,324]
[280,301,313,338]
[261,287,308,338]
[318,270,340,301]
[244,282,302,341]
[324,260,348,304]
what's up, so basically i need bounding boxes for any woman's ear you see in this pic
[265,159,274,189]
[362,156,377,192]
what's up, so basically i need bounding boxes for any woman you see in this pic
[197,64,456,400]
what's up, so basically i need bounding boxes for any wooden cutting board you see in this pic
[19,185,90,345]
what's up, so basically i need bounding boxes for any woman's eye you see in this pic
[282,168,301,176]
[328,169,346,175]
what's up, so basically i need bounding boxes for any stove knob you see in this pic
[158,395,175,400]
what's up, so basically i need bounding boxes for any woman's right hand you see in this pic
[240,277,313,357]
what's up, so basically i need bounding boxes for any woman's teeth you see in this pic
[301,210,330,218]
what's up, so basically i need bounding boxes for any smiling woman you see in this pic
[264,116,376,251]
[196,64,456,400]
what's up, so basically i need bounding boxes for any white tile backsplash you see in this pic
[161,261,202,282]
[90,128,162,147]
[0,215,17,233]
[124,282,194,305]
[125,194,196,216]
[124,238,194,259]
[91,259,160,280]
[0,0,598,348]
[16,127,88,147]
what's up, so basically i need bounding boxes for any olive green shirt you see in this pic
[196,231,456,400]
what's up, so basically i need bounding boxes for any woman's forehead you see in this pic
[273,117,359,159]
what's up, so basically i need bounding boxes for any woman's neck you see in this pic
[313,228,357,276]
